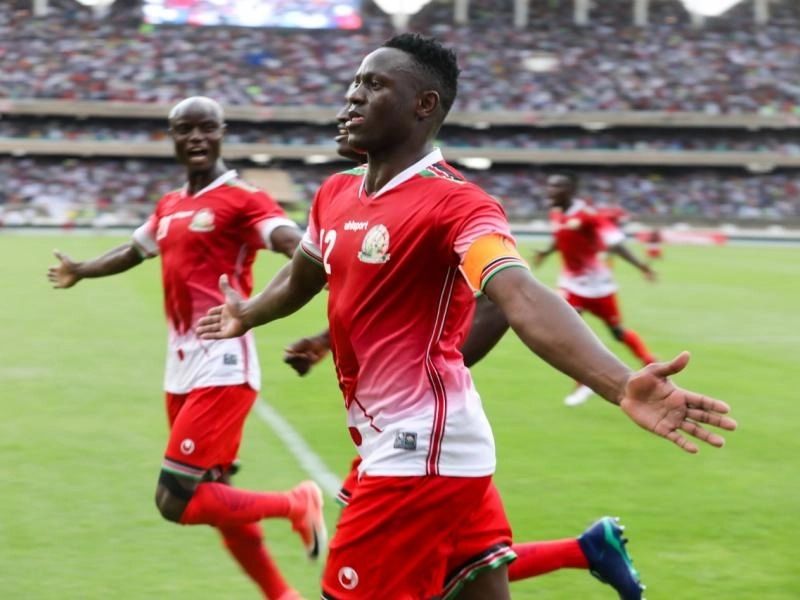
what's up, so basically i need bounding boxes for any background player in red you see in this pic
[282,105,644,599]
[534,172,658,407]
[197,35,736,599]
[47,96,323,600]
[645,227,665,259]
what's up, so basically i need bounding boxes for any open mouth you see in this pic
[346,116,365,130]
[187,148,208,159]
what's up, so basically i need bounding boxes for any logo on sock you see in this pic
[338,566,359,590]
[180,438,195,455]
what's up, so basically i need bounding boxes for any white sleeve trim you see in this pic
[259,217,301,250]
[132,222,159,257]
[601,227,626,247]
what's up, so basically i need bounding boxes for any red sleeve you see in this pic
[241,189,292,250]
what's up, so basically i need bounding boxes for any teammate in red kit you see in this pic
[47,96,323,600]
[197,35,736,599]
[534,172,657,407]
[645,227,665,259]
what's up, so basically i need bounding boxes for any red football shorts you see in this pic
[162,383,257,480]
[322,474,513,599]
[336,456,363,507]
[561,289,622,327]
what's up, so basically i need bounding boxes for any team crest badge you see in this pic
[189,208,215,232]
[357,224,391,264]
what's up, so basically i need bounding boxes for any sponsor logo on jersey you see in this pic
[338,566,359,590]
[189,208,215,232]
[180,439,195,455]
[393,431,417,451]
[223,353,238,366]
[357,224,391,264]
[344,220,369,231]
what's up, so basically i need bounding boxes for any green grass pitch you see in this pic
[1,233,797,599]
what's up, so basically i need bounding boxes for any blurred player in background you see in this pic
[197,34,736,599]
[282,103,643,599]
[644,227,665,260]
[47,96,323,600]
[534,172,657,407]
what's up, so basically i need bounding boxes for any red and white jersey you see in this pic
[549,199,625,298]
[301,149,520,478]
[132,170,297,393]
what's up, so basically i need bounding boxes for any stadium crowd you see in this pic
[2,156,797,226]
[2,0,800,226]
[4,117,800,153]
[2,0,800,113]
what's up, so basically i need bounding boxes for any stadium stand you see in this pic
[1,0,799,227]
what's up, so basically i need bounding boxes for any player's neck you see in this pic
[186,163,228,195]
[364,144,434,195]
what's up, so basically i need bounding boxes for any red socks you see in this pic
[179,481,291,527]
[621,329,656,365]
[219,523,294,600]
[508,538,588,581]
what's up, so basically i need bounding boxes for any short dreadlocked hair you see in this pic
[382,33,460,116]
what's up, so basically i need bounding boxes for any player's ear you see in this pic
[416,90,440,120]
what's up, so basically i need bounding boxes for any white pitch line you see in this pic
[253,398,343,499]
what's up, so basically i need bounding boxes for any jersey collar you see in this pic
[358,148,444,200]
[183,170,238,198]
[566,198,588,215]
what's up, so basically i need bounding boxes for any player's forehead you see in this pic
[355,47,412,79]
[169,99,223,125]
[547,175,570,186]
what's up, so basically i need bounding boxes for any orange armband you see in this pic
[460,234,529,293]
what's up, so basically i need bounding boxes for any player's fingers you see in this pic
[196,312,221,330]
[53,249,65,261]
[649,351,690,378]
[685,407,738,430]
[284,355,310,376]
[680,420,726,448]
[687,395,732,415]
[218,274,232,295]
[664,429,699,454]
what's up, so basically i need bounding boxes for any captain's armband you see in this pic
[460,234,529,293]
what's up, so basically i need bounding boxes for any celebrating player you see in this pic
[282,103,644,599]
[197,35,737,599]
[47,96,323,600]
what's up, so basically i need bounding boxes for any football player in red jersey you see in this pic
[47,96,323,600]
[534,172,657,406]
[281,105,649,599]
[198,35,736,599]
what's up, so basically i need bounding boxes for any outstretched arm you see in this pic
[197,251,327,339]
[609,242,655,281]
[484,267,736,453]
[270,225,304,259]
[47,244,144,289]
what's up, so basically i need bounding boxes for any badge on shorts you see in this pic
[393,431,417,451]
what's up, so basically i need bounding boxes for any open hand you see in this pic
[641,264,657,282]
[620,351,737,453]
[283,334,331,376]
[47,250,81,288]
[196,275,249,339]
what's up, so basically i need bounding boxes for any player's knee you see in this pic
[155,470,195,523]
